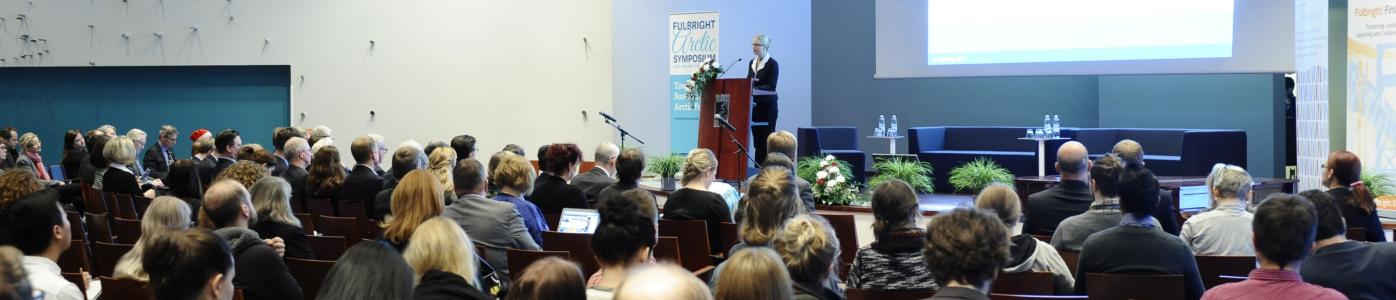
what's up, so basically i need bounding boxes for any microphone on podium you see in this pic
[598,111,618,123]
[722,58,744,74]
[714,114,737,131]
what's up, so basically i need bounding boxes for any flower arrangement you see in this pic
[813,155,865,206]
[683,58,725,102]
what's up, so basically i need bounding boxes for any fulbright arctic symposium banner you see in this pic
[670,12,719,154]
[1348,0,1396,210]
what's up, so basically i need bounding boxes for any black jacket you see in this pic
[101,167,143,196]
[142,145,175,179]
[1330,188,1387,242]
[211,157,236,179]
[373,187,395,221]
[216,227,303,300]
[62,150,87,183]
[270,155,289,177]
[195,156,218,187]
[569,167,615,206]
[529,173,589,214]
[250,220,314,260]
[339,165,385,207]
[281,165,309,207]
[413,269,493,300]
[747,57,779,92]
[662,188,732,252]
[1024,180,1093,236]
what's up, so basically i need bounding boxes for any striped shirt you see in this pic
[1202,269,1346,300]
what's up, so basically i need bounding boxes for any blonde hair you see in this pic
[974,183,1022,227]
[614,264,714,300]
[715,248,793,300]
[250,176,299,227]
[383,170,445,244]
[104,136,137,165]
[681,148,718,185]
[772,214,839,284]
[215,161,269,191]
[17,133,38,153]
[766,131,797,160]
[114,197,192,281]
[752,34,772,47]
[126,129,147,144]
[429,147,458,198]
[404,217,478,287]
[492,154,535,195]
[739,168,803,246]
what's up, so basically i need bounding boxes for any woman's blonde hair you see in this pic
[739,168,803,246]
[114,197,192,281]
[680,148,717,185]
[104,136,137,165]
[771,214,839,284]
[17,133,38,153]
[404,217,478,287]
[429,147,458,198]
[250,176,299,227]
[715,247,793,300]
[973,183,1022,227]
[492,154,535,195]
[215,161,269,192]
[382,170,445,244]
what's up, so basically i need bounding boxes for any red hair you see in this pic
[1327,151,1376,213]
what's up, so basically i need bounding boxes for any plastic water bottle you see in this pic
[1051,115,1060,138]
[877,115,887,137]
[889,115,899,137]
[1043,115,1051,135]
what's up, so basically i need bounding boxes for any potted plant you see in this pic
[810,155,865,206]
[868,158,935,194]
[947,157,1014,194]
[1362,170,1396,197]
[647,154,685,191]
[797,156,850,184]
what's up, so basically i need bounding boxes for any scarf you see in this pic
[26,151,48,180]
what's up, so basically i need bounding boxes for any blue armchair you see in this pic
[797,127,868,183]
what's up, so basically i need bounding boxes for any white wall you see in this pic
[0,0,614,163]
[612,0,811,155]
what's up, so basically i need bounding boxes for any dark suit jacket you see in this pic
[281,165,309,208]
[1330,188,1387,242]
[250,220,314,259]
[211,157,236,180]
[62,150,87,183]
[338,165,384,206]
[270,155,289,177]
[569,167,616,206]
[1024,180,1094,236]
[747,57,779,92]
[142,145,175,179]
[373,186,396,221]
[101,167,143,196]
[196,156,218,188]
[529,173,589,214]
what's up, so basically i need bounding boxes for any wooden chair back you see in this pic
[654,236,681,265]
[91,242,134,278]
[293,213,315,235]
[111,217,143,244]
[305,198,335,217]
[82,184,107,215]
[290,197,305,214]
[992,271,1056,294]
[719,222,740,255]
[99,276,154,300]
[314,215,363,244]
[1347,228,1367,241]
[84,213,114,243]
[58,239,92,273]
[542,231,599,277]
[359,218,384,241]
[845,288,937,300]
[1195,256,1256,289]
[1084,273,1184,300]
[285,257,337,300]
[1058,250,1079,275]
[337,202,368,219]
[66,212,87,241]
[111,193,139,219]
[815,213,859,278]
[506,249,571,281]
[307,235,348,260]
[132,196,153,217]
[544,213,562,230]
[658,219,713,271]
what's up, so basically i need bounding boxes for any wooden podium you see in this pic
[698,78,753,181]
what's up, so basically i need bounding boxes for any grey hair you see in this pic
[594,142,619,167]
[752,34,771,47]
[1208,164,1253,205]
[126,129,147,143]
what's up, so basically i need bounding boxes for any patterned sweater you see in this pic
[846,229,938,291]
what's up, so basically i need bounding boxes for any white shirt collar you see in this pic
[109,163,133,174]
[753,54,771,73]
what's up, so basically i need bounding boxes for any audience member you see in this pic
[60,129,87,182]
[201,180,302,300]
[715,247,793,300]
[0,126,17,168]
[975,184,1074,294]
[143,125,178,179]
[506,257,586,300]
[1051,155,1161,251]
[531,143,590,213]
[1073,167,1203,299]
[572,142,619,205]
[248,177,313,259]
[846,179,935,291]
[765,131,815,211]
[163,159,205,220]
[1179,164,1256,256]
[0,189,82,300]
[736,153,802,221]
[381,169,446,251]
[127,129,150,178]
[337,135,386,209]
[772,214,843,300]
[502,144,525,157]
[310,137,335,155]
[0,246,32,300]
[614,264,714,300]
[97,125,117,137]
[423,141,448,161]
[14,133,54,184]
[214,161,268,194]
[374,145,426,220]
[141,228,235,300]
[1322,151,1385,242]
[1201,194,1345,300]
[588,189,661,299]
[269,127,303,176]
[114,197,193,281]
[307,125,332,147]
[663,148,732,252]
[306,145,346,202]
[405,217,493,300]
[315,241,415,300]
[211,129,241,178]
[491,154,549,245]
[442,158,540,280]
[102,136,155,198]
[598,148,645,205]
[1298,189,1396,299]
[923,208,1010,300]
[236,146,277,170]
[1024,141,1091,236]
[192,137,217,186]
[427,147,457,202]
[0,170,43,209]
[732,168,803,254]
[451,134,478,160]
[1110,139,1181,234]
[189,129,212,143]
[279,137,310,209]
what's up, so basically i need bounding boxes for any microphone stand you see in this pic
[605,119,645,149]
[717,119,760,169]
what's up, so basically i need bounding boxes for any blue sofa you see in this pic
[796,127,867,183]
[1069,128,1246,176]
[907,126,1071,193]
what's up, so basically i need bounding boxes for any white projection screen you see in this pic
[874,0,1294,78]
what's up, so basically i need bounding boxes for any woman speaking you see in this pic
[748,34,779,163]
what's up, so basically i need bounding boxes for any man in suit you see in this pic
[1111,139,1182,235]
[210,129,241,179]
[341,135,385,208]
[143,125,178,180]
[280,137,312,208]
[1299,190,1396,299]
[1025,141,1093,236]
[192,138,218,187]
[440,158,540,280]
[0,126,17,169]
[765,131,815,211]
[369,134,388,176]
[127,129,150,179]
[374,145,426,220]
[571,142,618,206]
[269,127,304,177]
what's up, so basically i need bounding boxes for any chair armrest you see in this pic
[692,265,717,282]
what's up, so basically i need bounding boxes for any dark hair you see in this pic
[1090,155,1124,198]
[452,158,487,193]
[506,257,586,300]
[272,127,304,152]
[214,129,240,155]
[0,126,14,142]
[616,148,646,184]
[1253,194,1317,268]
[1326,151,1376,213]
[1300,189,1346,240]
[871,179,919,237]
[450,135,477,159]
[237,147,276,168]
[536,145,552,170]
[167,159,205,199]
[316,241,416,300]
[62,129,82,157]
[1117,167,1159,217]
[542,143,583,175]
[87,134,112,167]
[143,228,232,300]
[1,189,65,255]
[591,189,658,265]
[391,147,426,180]
[191,138,212,157]
[924,208,1009,287]
[308,146,346,195]
[503,144,525,157]
[423,141,448,160]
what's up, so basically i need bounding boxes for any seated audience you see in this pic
[316,241,416,300]
[307,125,332,147]
[192,137,217,186]
[0,246,32,300]
[305,145,346,202]
[1024,141,1091,236]
[506,257,586,300]
[975,184,1074,294]
[1322,151,1386,242]
[923,208,1010,300]
[662,148,732,253]
[269,127,304,177]
[144,125,178,180]
[201,180,302,300]
[0,170,44,208]
[1110,139,1181,234]
[236,146,277,170]
[97,125,117,136]
[189,128,212,144]
[614,264,714,300]
[405,217,493,300]
[451,134,478,160]
[142,228,235,300]
[571,142,619,205]
[128,129,150,178]
[442,158,540,280]
[714,247,793,300]
[491,154,549,245]
[1180,164,1256,256]
[598,148,645,205]
[210,129,241,178]
[428,147,458,202]
[60,129,87,182]
[1073,167,1203,300]
[214,161,268,194]
[847,179,936,291]
[772,214,843,300]
[1,189,82,300]
[342,135,386,207]
[1201,194,1345,300]
[588,189,661,299]
[249,177,313,259]
[1052,155,1160,251]
[1298,189,1396,299]
[14,133,55,184]
[764,131,815,211]
[279,137,311,210]
[530,143,590,213]
[163,159,205,220]
[114,197,194,281]
[381,169,446,251]
[374,145,425,220]
[731,168,804,255]
[102,136,156,198]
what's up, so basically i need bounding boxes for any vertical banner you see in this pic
[1295,0,1329,192]
[670,12,719,154]
[1348,0,1396,209]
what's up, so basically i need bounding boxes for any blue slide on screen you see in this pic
[927,0,1234,65]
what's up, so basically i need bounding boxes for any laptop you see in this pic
[1178,185,1211,211]
[556,208,601,234]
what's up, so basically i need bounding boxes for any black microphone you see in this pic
[598,111,618,123]
[714,114,737,131]
[721,58,743,75]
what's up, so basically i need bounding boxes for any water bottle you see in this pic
[1043,115,1051,135]
[889,115,899,137]
[877,115,887,137]
[1051,115,1060,138]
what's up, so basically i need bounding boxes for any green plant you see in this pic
[647,154,685,178]
[947,157,1014,193]
[1362,170,1396,197]
[868,159,934,194]
[809,155,867,206]
[797,156,850,183]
